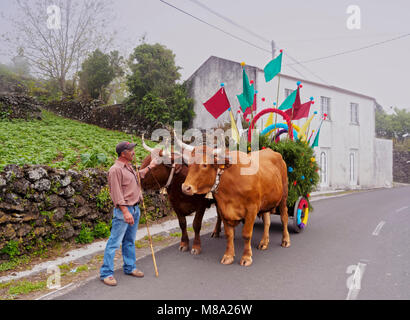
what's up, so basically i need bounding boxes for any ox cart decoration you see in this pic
[140,51,323,267]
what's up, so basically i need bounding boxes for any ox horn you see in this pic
[141,134,155,153]
[173,130,194,152]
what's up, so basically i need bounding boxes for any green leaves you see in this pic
[0,110,151,172]
[126,43,194,129]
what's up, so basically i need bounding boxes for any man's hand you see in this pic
[123,211,134,225]
[120,206,134,225]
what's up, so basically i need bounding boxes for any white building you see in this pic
[187,56,393,191]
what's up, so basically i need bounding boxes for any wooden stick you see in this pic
[274,73,281,132]
[136,169,159,277]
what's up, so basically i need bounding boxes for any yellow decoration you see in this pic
[240,62,246,67]
[298,113,316,142]
[310,157,316,162]
[229,110,240,144]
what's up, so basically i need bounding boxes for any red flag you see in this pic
[203,87,231,119]
[285,101,313,120]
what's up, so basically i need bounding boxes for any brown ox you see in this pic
[139,138,220,255]
[180,144,290,266]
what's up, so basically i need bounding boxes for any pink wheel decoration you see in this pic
[247,108,294,142]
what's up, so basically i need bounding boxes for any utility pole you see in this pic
[271,40,276,59]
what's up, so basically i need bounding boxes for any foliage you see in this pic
[92,221,111,239]
[78,49,124,102]
[96,186,111,210]
[0,240,21,260]
[80,151,108,169]
[376,107,410,142]
[76,224,95,244]
[250,135,320,208]
[6,280,47,298]
[0,109,151,171]
[126,43,195,129]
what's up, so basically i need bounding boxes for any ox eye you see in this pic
[201,164,207,169]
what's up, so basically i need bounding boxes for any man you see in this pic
[100,141,159,286]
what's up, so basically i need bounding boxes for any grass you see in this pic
[0,109,156,171]
[0,280,47,299]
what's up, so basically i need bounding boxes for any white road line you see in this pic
[372,221,386,236]
[396,206,409,213]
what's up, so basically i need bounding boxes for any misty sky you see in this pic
[1,0,409,112]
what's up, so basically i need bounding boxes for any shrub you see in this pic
[93,221,111,239]
[76,224,94,244]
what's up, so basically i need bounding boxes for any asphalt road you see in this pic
[56,186,410,300]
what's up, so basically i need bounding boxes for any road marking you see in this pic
[372,221,386,236]
[346,262,367,300]
[396,206,408,213]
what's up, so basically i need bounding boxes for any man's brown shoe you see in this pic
[102,276,117,286]
[129,269,144,278]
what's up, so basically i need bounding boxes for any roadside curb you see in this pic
[0,207,218,284]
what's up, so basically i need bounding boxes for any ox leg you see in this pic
[177,213,189,252]
[279,199,291,248]
[191,207,205,255]
[240,209,257,267]
[220,218,236,265]
[211,208,222,238]
[257,211,271,250]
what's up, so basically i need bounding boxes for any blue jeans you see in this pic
[100,205,141,279]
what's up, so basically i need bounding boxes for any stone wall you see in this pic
[393,150,410,183]
[44,99,163,135]
[0,93,42,120]
[0,164,172,261]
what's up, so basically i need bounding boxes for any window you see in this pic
[284,88,293,98]
[350,103,359,124]
[319,150,329,186]
[320,96,331,120]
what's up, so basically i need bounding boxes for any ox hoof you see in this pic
[211,231,220,238]
[239,256,253,267]
[220,255,234,265]
[281,240,291,248]
[179,245,189,252]
[191,247,201,255]
[257,242,269,250]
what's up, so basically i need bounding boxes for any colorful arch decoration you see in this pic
[247,108,293,142]
[260,123,299,141]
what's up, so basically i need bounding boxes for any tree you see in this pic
[78,49,123,102]
[126,43,194,129]
[376,107,410,142]
[2,0,114,94]
[127,43,181,100]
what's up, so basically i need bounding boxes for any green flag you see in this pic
[237,93,248,112]
[311,128,320,147]
[278,89,297,110]
[264,52,282,82]
[242,68,254,108]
